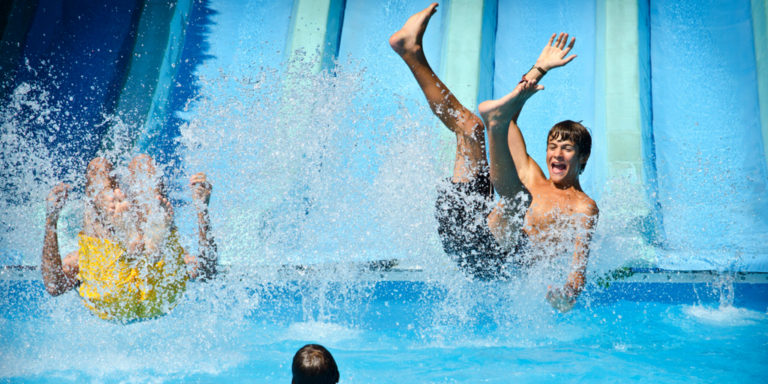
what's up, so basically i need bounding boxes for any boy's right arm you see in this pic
[506,80,547,186]
[507,33,578,185]
[41,183,78,296]
[525,33,577,83]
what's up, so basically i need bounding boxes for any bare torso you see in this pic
[488,178,596,258]
[523,180,594,237]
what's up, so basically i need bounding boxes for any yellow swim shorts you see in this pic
[77,230,188,322]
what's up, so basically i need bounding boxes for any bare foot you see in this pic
[157,194,174,225]
[111,188,130,215]
[478,80,543,129]
[184,254,199,279]
[107,188,132,230]
[389,3,438,57]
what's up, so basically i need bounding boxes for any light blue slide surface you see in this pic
[337,0,444,124]
[650,0,768,270]
[184,0,293,96]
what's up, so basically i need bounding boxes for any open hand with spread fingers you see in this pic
[536,32,577,71]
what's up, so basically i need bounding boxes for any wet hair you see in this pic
[292,344,340,384]
[547,120,592,174]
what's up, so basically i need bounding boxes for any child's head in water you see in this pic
[292,344,339,384]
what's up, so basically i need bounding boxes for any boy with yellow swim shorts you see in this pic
[41,155,217,322]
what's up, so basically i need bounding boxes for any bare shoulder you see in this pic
[526,170,551,192]
[574,192,598,218]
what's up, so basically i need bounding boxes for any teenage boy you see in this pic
[390,3,598,312]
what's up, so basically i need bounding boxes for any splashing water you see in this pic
[1,82,84,263]
[175,56,448,268]
[1,54,663,326]
[5,47,761,383]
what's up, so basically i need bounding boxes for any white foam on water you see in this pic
[284,321,362,343]
[682,304,766,326]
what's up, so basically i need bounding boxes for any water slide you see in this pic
[1,0,767,271]
[650,0,768,270]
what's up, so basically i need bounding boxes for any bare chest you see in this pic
[523,188,581,237]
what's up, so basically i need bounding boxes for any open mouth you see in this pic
[551,162,567,173]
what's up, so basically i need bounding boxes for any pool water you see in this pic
[2,276,766,383]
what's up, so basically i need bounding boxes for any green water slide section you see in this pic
[286,0,345,72]
[601,0,643,181]
[279,0,345,181]
[107,0,193,152]
[596,0,663,250]
[438,0,497,157]
[598,0,661,214]
[440,0,497,112]
[753,0,768,170]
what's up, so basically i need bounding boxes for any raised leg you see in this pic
[478,80,540,246]
[478,81,538,198]
[126,154,171,255]
[390,3,487,184]
[83,157,119,238]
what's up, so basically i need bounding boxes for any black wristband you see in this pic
[531,65,547,75]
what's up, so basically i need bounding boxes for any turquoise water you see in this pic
[2,279,767,383]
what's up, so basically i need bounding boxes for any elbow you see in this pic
[567,279,585,298]
[42,273,72,296]
[198,262,218,282]
[44,282,66,296]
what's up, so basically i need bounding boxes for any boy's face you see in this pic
[546,138,583,184]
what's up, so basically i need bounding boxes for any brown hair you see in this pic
[547,120,592,173]
[292,344,339,384]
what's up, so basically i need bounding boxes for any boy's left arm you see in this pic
[547,202,598,312]
[185,173,218,281]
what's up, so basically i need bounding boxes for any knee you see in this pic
[457,115,485,141]
[87,157,112,174]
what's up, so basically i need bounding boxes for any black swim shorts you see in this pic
[435,177,512,280]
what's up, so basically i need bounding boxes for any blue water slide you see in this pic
[0,0,146,265]
[149,0,293,169]
[4,0,142,168]
[177,0,292,92]
[650,0,768,270]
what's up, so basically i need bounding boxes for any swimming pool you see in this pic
[2,0,768,382]
[2,268,767,382]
